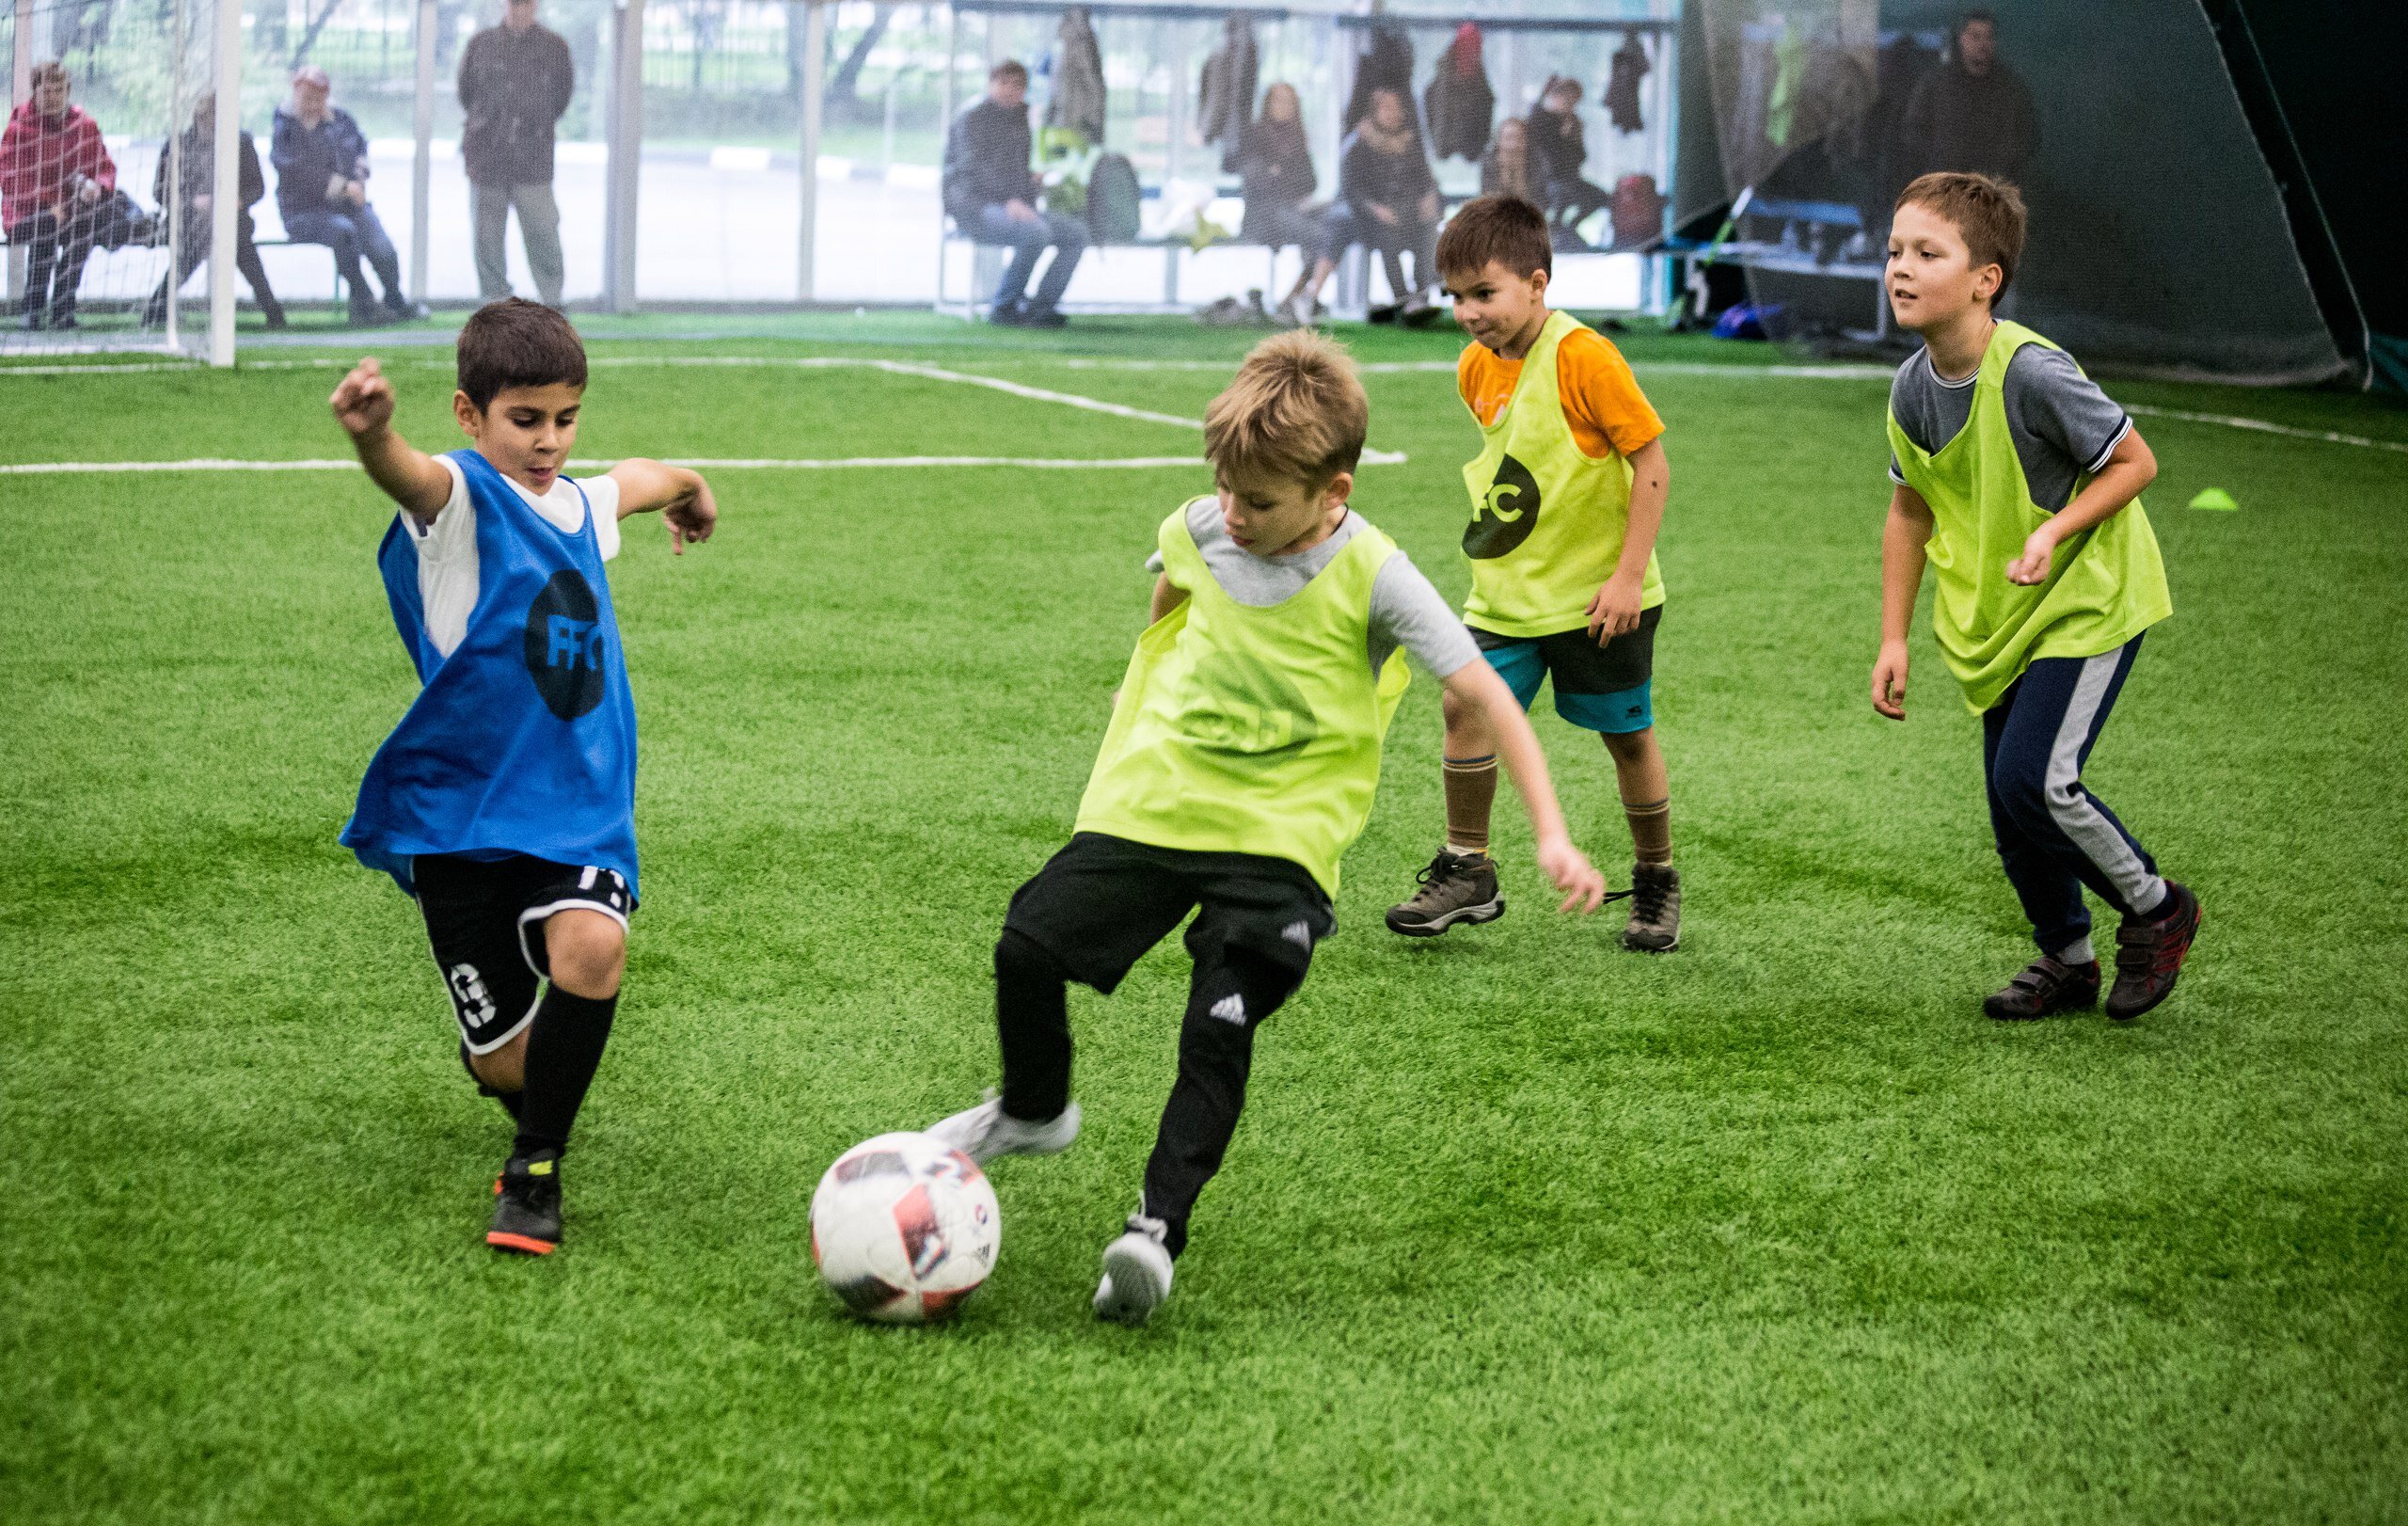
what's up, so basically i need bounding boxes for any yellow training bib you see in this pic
[1074,502,1410,896]
[1461,310,1664,638]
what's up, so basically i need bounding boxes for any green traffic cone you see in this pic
[2188,487,2239,512]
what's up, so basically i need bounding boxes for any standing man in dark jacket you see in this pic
[459,0,574,307]
[1899,9,2038,184]
[942,60,1085,326]
[274,66,420,325]
[143,93,285,329]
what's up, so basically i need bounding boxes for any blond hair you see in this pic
[1896,171,2028,297]
[1203,330,1369,487]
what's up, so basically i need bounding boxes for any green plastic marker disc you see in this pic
[2187,487,2240,512]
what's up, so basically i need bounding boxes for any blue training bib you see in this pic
[341,450,641,898]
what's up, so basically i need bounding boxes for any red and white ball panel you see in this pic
[810,1131,1002,1324]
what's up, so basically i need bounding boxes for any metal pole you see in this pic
[8,0,31,304]
[411,0,436,304]
[795,0,825,303]
[162,0,187,347]
[603,0,644,311]
[208,0,241,366]
[1164,19,1187,187]
[936,2,956,310]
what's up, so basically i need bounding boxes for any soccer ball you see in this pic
[810,1131,1001,1324]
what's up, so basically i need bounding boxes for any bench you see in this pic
[1,226,352,325]
[937,214,1285,320]
[1664,186,1891,338]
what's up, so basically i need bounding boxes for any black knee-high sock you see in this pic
[995,929,1073,1123]
[459,1040,523,1121]
[514,987,617,1158]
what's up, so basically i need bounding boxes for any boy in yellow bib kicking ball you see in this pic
[927,331,1605,1326]
[1874,172,2200,1021]
[1386,196,1682,951]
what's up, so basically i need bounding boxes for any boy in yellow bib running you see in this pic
[1386,196,1682,951]
[927,332,1606,1326]
[1874,172,2200,1022]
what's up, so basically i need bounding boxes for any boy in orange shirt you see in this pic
[1386,196,1680,950]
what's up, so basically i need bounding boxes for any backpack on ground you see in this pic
[1086,152,1141,243]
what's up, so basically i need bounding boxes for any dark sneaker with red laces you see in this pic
[2106,881,2201,1020]
[1983,954,2100,1020]
[487,1150,562,1254]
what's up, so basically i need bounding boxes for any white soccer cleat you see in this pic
[1093,1215,1174,1327]
[925,1089,1080,1165]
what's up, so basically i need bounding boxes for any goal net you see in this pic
[5,0,222,358]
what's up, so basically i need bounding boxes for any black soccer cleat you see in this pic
[1983,954,2101,1020]
[2106,882,2201,1021]
[487,1150,563,1255]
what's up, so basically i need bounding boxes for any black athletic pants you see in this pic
[995,833,1334,1258]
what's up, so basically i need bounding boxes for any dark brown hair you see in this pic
[1896,171,2027,297]
[990,58,1028,86]
[455,298,587,409]
[1436,195,1553,281]
[1204,330,1369,488]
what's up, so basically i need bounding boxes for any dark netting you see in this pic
[1689,0,2346,383]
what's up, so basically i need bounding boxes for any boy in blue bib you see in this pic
[330,299,718,1254]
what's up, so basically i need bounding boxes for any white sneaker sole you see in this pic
[1095,1237,1172,1327]
[1385,896,1505,938]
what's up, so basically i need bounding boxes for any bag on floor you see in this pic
[1086,152,1142,243]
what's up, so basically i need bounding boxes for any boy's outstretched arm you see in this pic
[1588,437,1669,642]
[330,358,452,521]
[2004,425,2157,584]
[1873,484,1935,720]
[1439,660,1608,912]
[606,457,720,555]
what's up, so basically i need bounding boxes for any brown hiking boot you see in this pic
[1622,862,1681,951]
[1386,850,1505,937]
[1982,954,2100,1020]
[2106,882,2201,1020]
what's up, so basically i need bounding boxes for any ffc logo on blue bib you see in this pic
[1465,453,1542,560]
[523,570,609,720]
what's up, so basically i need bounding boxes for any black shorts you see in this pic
[414,853,634,1054]
[1004,834,1336,997]
[1471,604,1661,734]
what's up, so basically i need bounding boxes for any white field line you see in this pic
[7,350,2400,457]
[0,450,1407,476]
[2120,403,2408,456]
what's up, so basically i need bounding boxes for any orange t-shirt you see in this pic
[1457,324,1664,460]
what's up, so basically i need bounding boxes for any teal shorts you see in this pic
[1473,605,1660,735]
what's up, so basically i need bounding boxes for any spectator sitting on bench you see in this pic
[274,65,422,326]
[1236,83,1323,319]
[144,93,286,330]
[943,59,1085,328]
[1481,118,1538,203]
[1284,87,1439,326]
[1529,76,1608,246]
[3,60,144,331]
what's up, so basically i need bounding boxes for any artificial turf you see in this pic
[2,320,2403,1523]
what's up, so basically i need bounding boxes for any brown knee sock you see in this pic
[1624,795,1672,866]
[1442,754,1498,856]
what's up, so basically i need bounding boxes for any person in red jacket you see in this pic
[2,60,119,329]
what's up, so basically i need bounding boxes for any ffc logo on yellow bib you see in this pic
[1464,453,1542,560]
